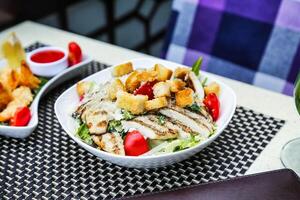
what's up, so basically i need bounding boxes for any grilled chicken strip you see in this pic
[82,108,108,134]
[159,108,211,138]
[146,115,192,139]
[76,96,119,135]
[162,117,193,138]
[92,133,125,155]
[122,115,178,139]
[167,104,214,133]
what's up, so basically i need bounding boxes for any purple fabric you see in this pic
[162,0,300,96]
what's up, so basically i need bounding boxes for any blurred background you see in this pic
[0,0,172,57]
[0,0,299,96]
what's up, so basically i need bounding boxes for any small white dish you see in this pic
[27,46,68,77]
[55,58,237,168]
[0,54,92,138]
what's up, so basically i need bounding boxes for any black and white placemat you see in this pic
[0,43,285,199]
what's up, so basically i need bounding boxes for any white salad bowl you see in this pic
[0,54,92,138]
[55,58,236,168]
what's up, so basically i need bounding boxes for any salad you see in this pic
[0,33,83,126]
[73,57,221,156]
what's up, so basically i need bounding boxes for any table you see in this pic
[0,21,299,175]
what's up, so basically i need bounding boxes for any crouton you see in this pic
[0,83,12,111]
[76,81,93,97]
[138,70,158,82]
[153,82,171,98]
[145,97,168,111]
[175,88,194,107]
[125,71,141,93]
[169,79,186,93]
[154,64,172,81]
[0,86,33,122]
[174,67,190,79]
[17,61,41,89]
[204,82,220,96]
[116,91,148,114]
[112,62,133,77]
[108,78,125,100]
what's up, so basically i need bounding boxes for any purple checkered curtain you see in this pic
[162,0,300,96]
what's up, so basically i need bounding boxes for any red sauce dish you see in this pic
[27,46,68,77]
[31,50,65,63]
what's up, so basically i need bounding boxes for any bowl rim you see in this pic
[55,57,237,160]
[27,46,68,67]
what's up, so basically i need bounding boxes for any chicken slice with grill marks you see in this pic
[159,108,211,138]
[122,115,178,139]
[77,96,119,135]
[167,104,214,133]
[82,108,108,134]
[146,115,191,139]
[92,132,125,155]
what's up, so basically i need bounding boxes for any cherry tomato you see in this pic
[124,130,149,156]
[134,81,156,100]
[68,42,82,66]
[203,93,220,121]
[79,95,84,101]
[10,107,31,126]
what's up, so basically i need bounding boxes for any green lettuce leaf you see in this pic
[76,123,93,145]
[121,109,135,120]
[107,120,127,138]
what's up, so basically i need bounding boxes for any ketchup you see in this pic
[31,50,65,63]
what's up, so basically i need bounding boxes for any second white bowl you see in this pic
[27,46,68,77]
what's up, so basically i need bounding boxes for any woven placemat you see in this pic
[0,43,285,199]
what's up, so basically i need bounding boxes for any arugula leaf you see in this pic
[191,57,203,76]
[76,123,93,145]
[121,109,135,120]
[186,103,201,113]
[33,77,48,97]
[158,115,166,125]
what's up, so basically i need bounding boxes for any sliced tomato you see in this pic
[68,42,82,66]
[124,130,149,156]
[10,107,31,126]
[134,81,156,100]
[203,93,220,121]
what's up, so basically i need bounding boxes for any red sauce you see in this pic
[31,50,65,63]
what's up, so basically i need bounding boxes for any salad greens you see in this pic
[201,77,208,87]
[107,120,127,138]
[121,109,135,120]
[76,123,93,145]
[0,122,9,126]
[186,103,201,113]
[172,135,202,152]
[148,139,165,149]
[144,135,205,156]
[191,57,203,76]
[157,115,166,125]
